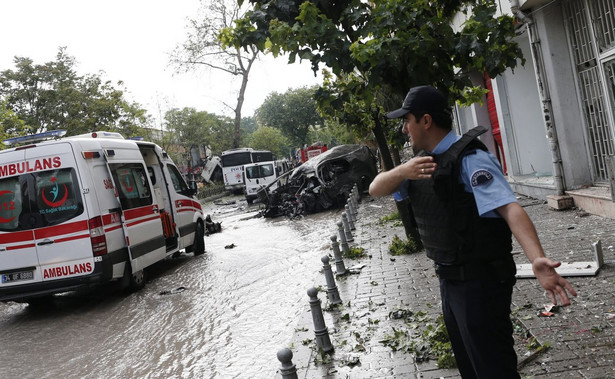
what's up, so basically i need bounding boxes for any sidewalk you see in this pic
[282,194,615,378]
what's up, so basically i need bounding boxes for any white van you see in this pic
[0,130,206,302]
[244,160,290,204]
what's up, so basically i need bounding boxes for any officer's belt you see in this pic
[434,258,515,282]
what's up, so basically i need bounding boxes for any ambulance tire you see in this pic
[123,263,146,292]
[193,223,205,256]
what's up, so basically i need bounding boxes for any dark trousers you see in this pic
[439,277,520,379]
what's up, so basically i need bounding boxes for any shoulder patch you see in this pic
[470,169,494,187]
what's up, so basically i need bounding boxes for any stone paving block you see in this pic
[415,368,461,379]
[393,363,418,376]
[578,366,615,378]
[544,355,598,373]
[287,195,615,378]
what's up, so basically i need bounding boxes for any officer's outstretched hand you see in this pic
[532,257,578,306]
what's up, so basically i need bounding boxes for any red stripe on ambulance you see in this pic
[34,220,88,239]
[124,205,155,221]
[126,215,160,228]
[6,243,36,251]
[0,230,34,244]
[54,234,90,244]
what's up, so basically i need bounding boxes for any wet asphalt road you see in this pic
[0,195,338,378]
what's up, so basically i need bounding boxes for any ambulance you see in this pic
[0,130,206,302]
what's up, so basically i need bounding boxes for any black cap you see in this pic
[386,85,449,119]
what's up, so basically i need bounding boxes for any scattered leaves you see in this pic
[380,314,456,369]
[345,246,366,259]
[388,235,421,255]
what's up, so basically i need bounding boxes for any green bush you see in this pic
[388,235,420,255]
[344,246,366,259]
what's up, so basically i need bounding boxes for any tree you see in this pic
[0,99,25,149]
[223,0,522,168]
[163,107,235,164]
[255,86,323,147]
[224,0,523,242]
[248,125,289,156]
[171,0,259,149]
[307,120,357,147]
[0,47,151,137]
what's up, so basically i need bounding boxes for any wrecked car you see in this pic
[257,144,378,218]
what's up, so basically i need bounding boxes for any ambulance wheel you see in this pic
[193,223,205,256]
[123,263,146,292]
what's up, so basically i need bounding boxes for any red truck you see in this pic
[300,143,328,163]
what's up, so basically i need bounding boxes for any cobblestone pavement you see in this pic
[279,194,615,379]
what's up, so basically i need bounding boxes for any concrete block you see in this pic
[546,195,574,210]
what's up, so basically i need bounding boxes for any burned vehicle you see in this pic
[257,144,378,218]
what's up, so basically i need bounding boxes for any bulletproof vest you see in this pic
[407,126,512,265]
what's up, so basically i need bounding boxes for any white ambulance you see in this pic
[0,130,206,302]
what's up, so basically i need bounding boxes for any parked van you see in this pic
[0,130,206,302]
[244,159,290,204]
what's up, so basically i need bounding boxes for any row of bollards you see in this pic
[277,184,363,378]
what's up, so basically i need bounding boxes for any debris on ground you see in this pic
[256,145,378,218]
[205,214,222,235]
[159,287,186,295]
[348,263,367,274]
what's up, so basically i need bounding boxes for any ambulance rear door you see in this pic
[0,149,39,288]
[26,143,92,284]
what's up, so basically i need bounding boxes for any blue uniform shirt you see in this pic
[399,130,517,217]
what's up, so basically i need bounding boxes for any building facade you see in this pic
[455,0,615,217]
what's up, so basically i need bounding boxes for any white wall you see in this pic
[532,3,592,188]
[497,32,553,177]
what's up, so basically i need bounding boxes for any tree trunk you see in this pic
[390,145,401,166]
[372,116,422,249]
[372,117,393,171]
[232,47,258,148]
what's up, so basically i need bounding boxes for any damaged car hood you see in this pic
[258,144,377,218]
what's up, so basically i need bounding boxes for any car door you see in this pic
[108,162,165,271]
[27,144,93,283]
[0,149,39,287]
[165,163,200,248]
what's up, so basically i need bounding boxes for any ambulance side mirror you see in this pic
[186,180,198,197]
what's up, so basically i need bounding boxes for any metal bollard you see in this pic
[337,221,349,254]
[353,185,360,203]
[342,212,354,242]
[322,255,342,305]
[345,204,355,230]
[348,197,358,221]
[277,348,298,379]
[330,235,347,275]
[307,287,334,353]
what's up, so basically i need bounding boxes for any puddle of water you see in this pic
[0,197,342,378]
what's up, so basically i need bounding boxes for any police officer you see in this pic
[369,85,577,378]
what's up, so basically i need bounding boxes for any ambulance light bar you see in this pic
[82,151,101,159]
[3,130,67,146]
[90,131,124,139]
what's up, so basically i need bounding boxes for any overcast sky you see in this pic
[0,0,321,125]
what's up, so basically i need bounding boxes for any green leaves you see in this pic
[0,47,150,138]
[255,86,323,146]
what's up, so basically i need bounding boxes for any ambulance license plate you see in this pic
[1,270,34,283]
